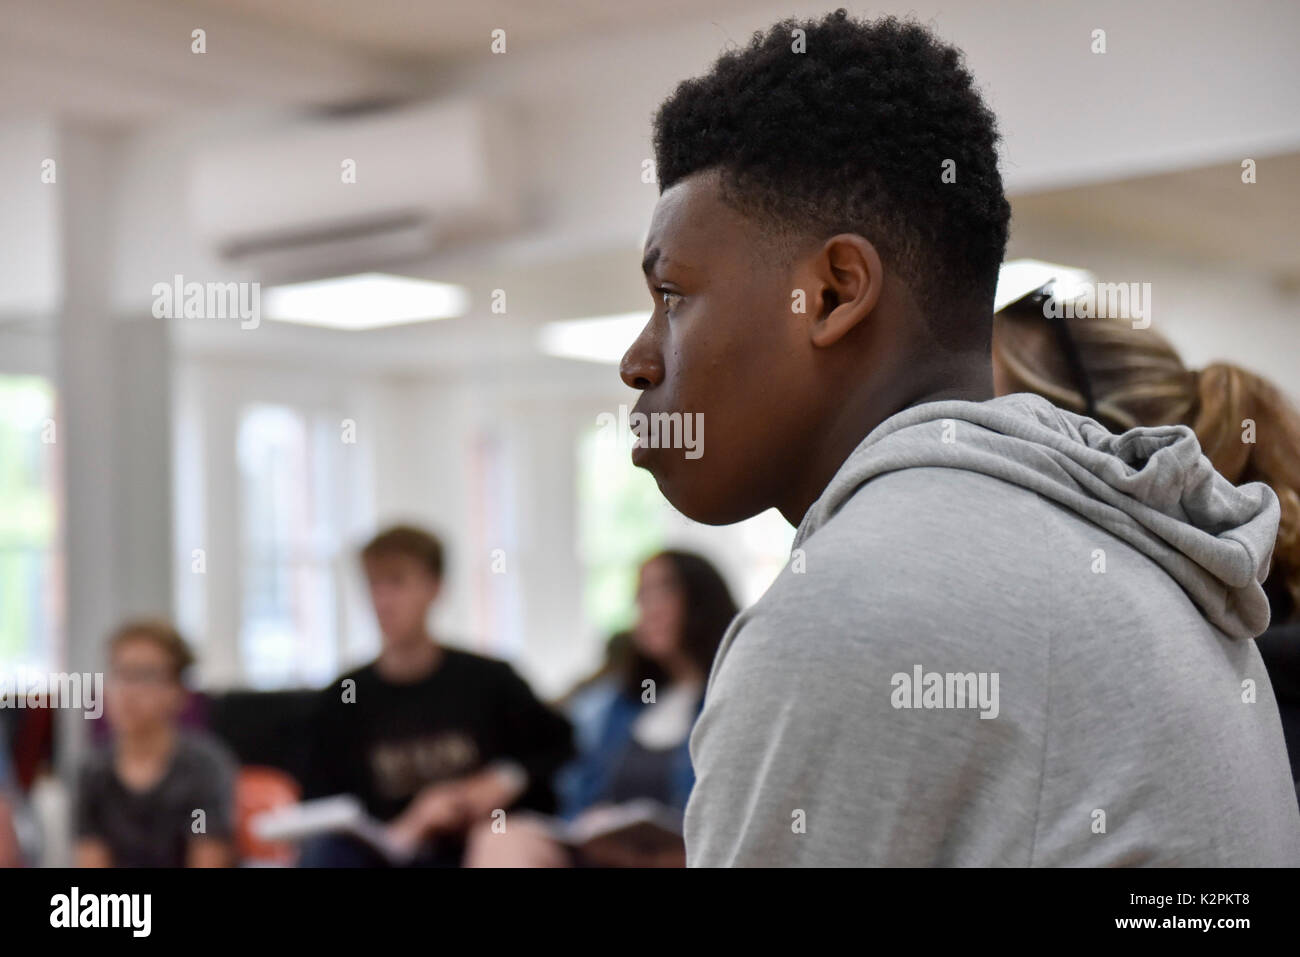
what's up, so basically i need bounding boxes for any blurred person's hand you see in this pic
[448,761,527,823]
[386,761,528,853]
[75,839,112,868]
[385,783,467,854]
[462,815,569,868]
[187,837,232,867]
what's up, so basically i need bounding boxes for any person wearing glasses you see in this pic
[75,620,236,867]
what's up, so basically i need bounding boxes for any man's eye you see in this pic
[660,290,683,312]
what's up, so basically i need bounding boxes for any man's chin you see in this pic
[642,461,763,527]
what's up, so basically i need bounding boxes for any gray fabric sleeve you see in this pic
[187,735,238,841]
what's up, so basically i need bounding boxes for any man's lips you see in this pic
[629,398,656,465]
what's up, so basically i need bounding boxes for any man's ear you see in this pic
[809,234,883,348]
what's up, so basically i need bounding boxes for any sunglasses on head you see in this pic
[1007,284,1098,421]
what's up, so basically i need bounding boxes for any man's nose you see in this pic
[619,321,664,390]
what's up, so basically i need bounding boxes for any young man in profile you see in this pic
[620,10,1300,865]
[302,525,573,866]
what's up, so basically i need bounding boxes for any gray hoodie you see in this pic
[684,392,1300,866]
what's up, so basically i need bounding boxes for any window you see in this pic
[575,421,795,643]
[0,375,61,673]
[236,404,344,688]
[576,425,667,638]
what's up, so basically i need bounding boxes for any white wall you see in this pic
[0,119,60,318]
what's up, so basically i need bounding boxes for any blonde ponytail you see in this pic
[1192,362,1300,620]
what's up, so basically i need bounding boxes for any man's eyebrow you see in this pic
[642,247,693,278]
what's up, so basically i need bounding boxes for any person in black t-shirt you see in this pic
[300,525,573,867]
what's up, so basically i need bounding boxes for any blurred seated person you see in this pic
[466,549,738,867]
[299,525,574,867]
[0,719,23,867]
[76,620,236,867]
[554,629,632,758]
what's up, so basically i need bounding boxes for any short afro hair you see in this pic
[652,9,1011,342]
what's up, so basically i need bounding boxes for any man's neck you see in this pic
[775,365,993,527]
[375,633,442,683]
[117,723,176,763]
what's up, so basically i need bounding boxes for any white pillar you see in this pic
[55,127,173,785]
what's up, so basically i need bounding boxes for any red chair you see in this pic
[235,766,301,865]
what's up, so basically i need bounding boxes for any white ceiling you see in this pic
[0,0,758,127]
[3,0,1295,376]
[176,0,758,60]
[0,0,414,127]
[1012,153,1300,283]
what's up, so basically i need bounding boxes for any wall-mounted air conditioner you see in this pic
[188,99,519,282]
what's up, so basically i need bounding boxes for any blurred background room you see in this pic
[0,0,1296,866]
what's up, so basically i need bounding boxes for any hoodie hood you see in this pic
[794,392,1281,641]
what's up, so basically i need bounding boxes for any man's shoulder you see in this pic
[817,466,1051,547]
[330,647,496,678]
[720,467,1068,677]
[437,645,519,682]
[331,661,377,688]
[175,729,237,780]
[327,648,527,701]
[788,468,1054,597]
